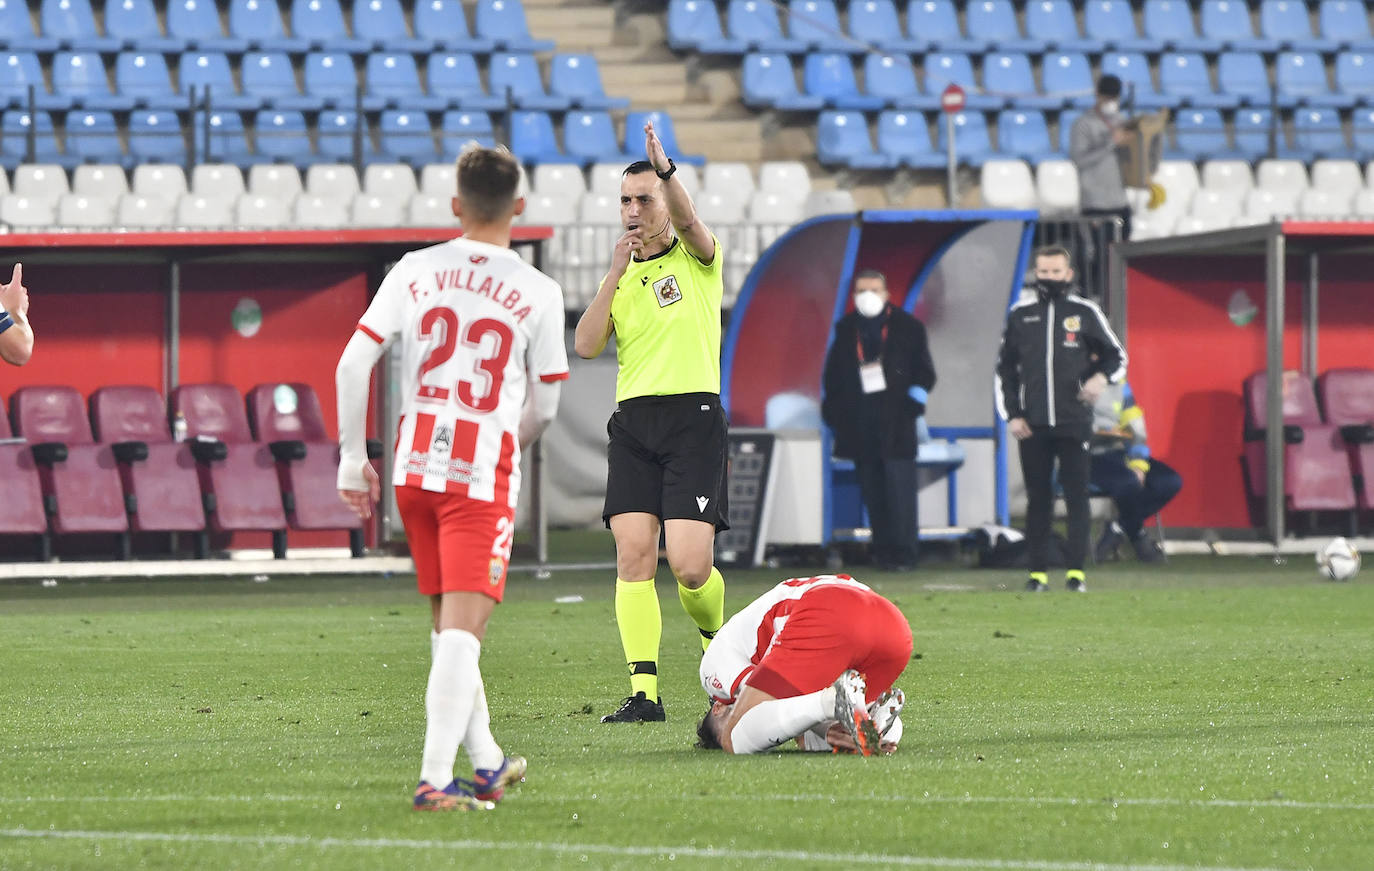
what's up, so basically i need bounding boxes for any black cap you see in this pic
[1096,74,1122,98]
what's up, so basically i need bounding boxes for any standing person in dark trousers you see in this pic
[822,269,937,571]
[1090,380,1181,564]
[995,246,1126,593]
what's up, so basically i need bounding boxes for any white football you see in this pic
[1316,537,1361,581]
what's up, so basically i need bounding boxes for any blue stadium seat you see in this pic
[106,0,184,51]
[1042,52,1097,108]
[291,0,368,53]
[116,51,186,111]
[848,0,922,54]
[66,109,126,166]
[1291,106,1349,160]
[305,52,380,110]
[1168,107,1231,160]
[243,52,325,112]
[1058,108,1081,153]
[352,0,430,52]
[367,52,447,112]
[564,110,637,164]
[1335,51,1374,102]
[905,0,986,53]
[318,109,374,160]
[427,53,506,112]
[1319,1,1374,52]
[0,0,58,52]
[1099,52,1175,109]
[194,110,254,167]
[413,0,495,53]
[787,0,855,53]
[935,109,996,165]
[985,52,1062,110]
[1024,0,1102,53]
[863,54,936,110]
[474,0,553,53]
[167,0,248,53]
[489,52,571,111]
[1276,51,1356,108]
[2,110,62,169]
[1160,51,1241,108]
[727,0,805,53]
[0,52,51,110]
[508,109,577,165]
[668,0,746,54]
[379,109,439,165]
[997,109,1056,162]
[1200,0,1279,52]
[1217,51,1273,105]
[742,53,826,110]
[625,110,705,165]
[816,110,896,169]
[1142,0,1218,52]
[923,52,1003,110]
[966,0,1039,52]
[441,110,495,157]
[804,52,884,110]
[1083,0,1160,53]
[876,109,944,168]
[1260,0,1327,53]
[128,109,185,163]
[1352,105,1374,160]
[53,52,136,112]
[550,54,629,111]
[181,52,262,111]
[1233,107,1277,161]
[228,0,308,53]
[41,0,119,52]
[254,109,312,165]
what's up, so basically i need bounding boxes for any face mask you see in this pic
[1101,100,1120,118]
[854,291,886,318]
[1037,278,1071,298]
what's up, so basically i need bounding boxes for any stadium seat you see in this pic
[191,162,245,201]
[406,192,455,225]
[116,191,174,225]
[1233,107,1277,161]
[1354,187,1374,215]
[1353,107,1374,160]
[181,52,260,112]
[746,187,804,225]
[349,192,404,225]
[626,110,705,165]
[985,52,1062,111]
[1160,52,1240,109]
[13,162,69,200]
[1256,158,1310,195]
[802,188,855,217]
[243,52,325,112]
[228,0,308,53]
[980,159,1036,209]
[1083,0,1160,53]
[351,0,427,52]
[905,0,985,53]
[167,0,248,52]
[1297,186,1351,216]
[997,110,1056,163]
[966,0,1039,52]
[413,0,494,53]
[1291,107,1349,160]
[305,163,359,201]
[1201,0,1278,52]
[171,383,289,556]
[10,385,130,554]
[1169,108,1230,161]
[427,53,505,113]
[315,110,373,162]
[115,52,185,112]
[175,192,233,225]
[0,397,50,559]
[1309,158,1361,194]
[1335,51,1374,102]
[1025,0,1102,53]
[742,53,825,111]
[128,109,186,164]
[53,52,135,112]
[701,161,755,212]
[41,0,119,52]
[1130,208,1177,239]
[1216,51,1272,106]
[1317,367,1374,510]
[875,110,944,168]
[194,110,253,168]
[787,0,854,53]
[563,110,636,165]
[419,161,456,195]
[0,51,50,110]
[1190,187,1244,222]
[1319,0,1374,51]
[65,110,125,166]
[106,0,183,52]
[362,162,417,202]
[862,54,933,111]
[817,110,895,169]
[1242,371,1358,516]
[1201,158,1254,193]
[0,0,57,52]
[587,161,627,196]
[805,53,884,110]
[1260,0,1327,53]
[1241,186,1299,222]
[489,52,571,111]
[440,110,496,156]
[247,162,302,200]
[132,162,187,201]
[1174,212,1232,233]
[255,109,312,166]
[758,159,811,202]
[523,190,577,224]
[1143,0,1217,52]
[290,0,367,53]
[293,192,348,225]
[89,385,209,546]
[73,163,128,199]
[1277,52,1356,109]
[1099,52,1173,110]
[847,0,922,54]
[474,0,552,52]
[367,52,446,112]
[379,109,439,166]
[1153,159,1200,209]
[1042,52,1096,109]
[304,52,376,110]
[0,192,55,224]
[1035,158,1080,212]
[550,54,630,111]
[923,52,1003,110]
[668,0,745,54]
[508,110,576,165]
[726,0,805,52]
[936,110,996,166]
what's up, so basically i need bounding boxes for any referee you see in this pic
[574,120,729,723]
[995,245,1125,593]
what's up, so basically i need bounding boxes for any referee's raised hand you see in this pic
[644,120,670,173]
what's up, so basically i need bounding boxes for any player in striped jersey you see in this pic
[695,574,913,755]
[335,145,568,811]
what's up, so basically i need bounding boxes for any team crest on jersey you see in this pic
[653,274,683,307]
[488,556,505,586]
[432,424,453,452]
[469,255,488,265]
[1062,315,1082,332]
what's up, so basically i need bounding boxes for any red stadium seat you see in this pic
[170,383,288,558]
[1318,367,1374,513]
[10,386,131,558]
[0,395,52,560]
[89,386,210,555]
[246,382,366,557]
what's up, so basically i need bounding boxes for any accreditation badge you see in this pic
[859,361,886,394]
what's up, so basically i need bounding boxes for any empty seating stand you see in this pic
[0,396,50,560]
[1318,367,1374,513]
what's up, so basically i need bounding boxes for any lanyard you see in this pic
[856,323,888,363]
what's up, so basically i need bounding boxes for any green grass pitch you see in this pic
[2,550,1372,870]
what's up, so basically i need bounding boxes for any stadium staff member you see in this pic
[1070,74,1132,243]
[821,269,936,571]
[574,120,729,725]
[336,145,568,811]
[995,245,1126,593]
[0,263,33,366]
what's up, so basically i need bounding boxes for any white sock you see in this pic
[419,629,481,787]
[464,672,505,773]
[430,630,439,660]
[728,686,836,754]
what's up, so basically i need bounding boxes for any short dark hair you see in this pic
[623,160,656,177]
[1096,74,1122,98]
[694,703,722,750]
[1035,244,1073,262]
[456,144,523,223]
[853,268,887,286]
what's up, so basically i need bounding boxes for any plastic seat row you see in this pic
[1170,105,1374,162]
[0,383,373,561]
[670,0,1374,56]
[0,0,549,55]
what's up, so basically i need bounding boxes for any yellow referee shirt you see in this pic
[610,235,723,402]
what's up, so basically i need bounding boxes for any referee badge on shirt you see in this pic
[653,274,683,308]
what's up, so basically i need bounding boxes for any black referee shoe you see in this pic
[600,692,666,723]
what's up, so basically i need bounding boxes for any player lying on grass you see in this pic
[694,574,913,755]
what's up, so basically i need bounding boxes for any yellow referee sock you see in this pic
[614,578,661,699]
[678,566,725,652]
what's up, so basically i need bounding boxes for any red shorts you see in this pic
[749,584,913,704]
[394,486,515,601]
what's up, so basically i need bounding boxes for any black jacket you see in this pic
[995,288,1126,433]
[821,306,937,460]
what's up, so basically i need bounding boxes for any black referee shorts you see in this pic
[603,392,730,532]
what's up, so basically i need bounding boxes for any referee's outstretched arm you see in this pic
[644,121,715,265]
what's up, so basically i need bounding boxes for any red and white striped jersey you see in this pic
[699,574,872,704]
[356,237,568,504]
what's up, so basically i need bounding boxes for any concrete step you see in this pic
[675,119,766,162]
